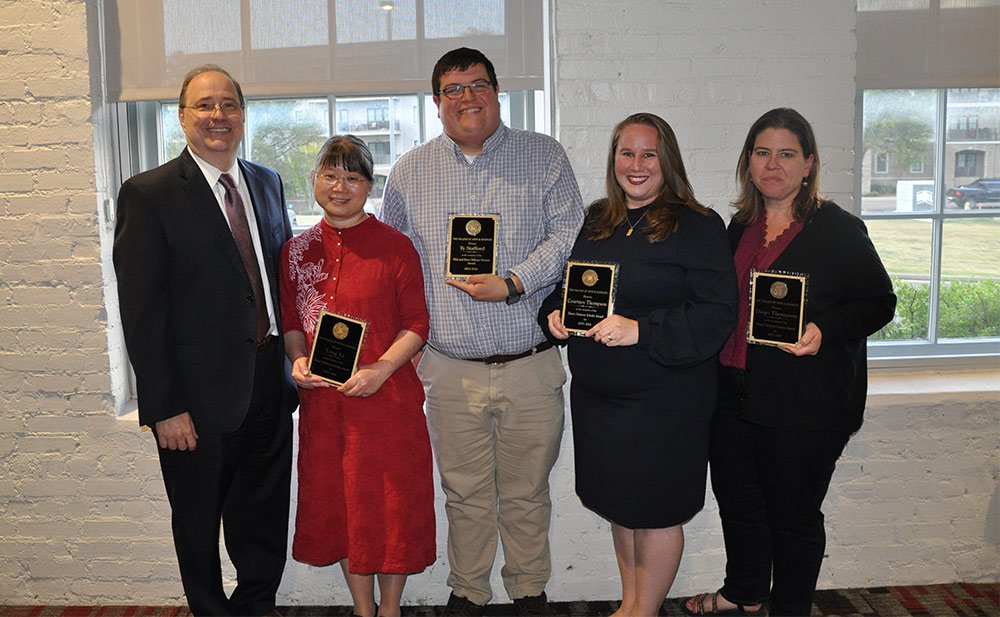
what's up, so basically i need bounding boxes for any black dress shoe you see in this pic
[444,592,487,616]
[513,592,553,617]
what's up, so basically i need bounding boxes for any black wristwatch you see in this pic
[504,277,523,305]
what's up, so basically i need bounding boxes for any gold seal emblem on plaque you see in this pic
[332,322,349,340]
[770,281,788,299]
[465,219,482,236]
[581,269,599,287]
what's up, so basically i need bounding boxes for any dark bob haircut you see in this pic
[313,135,374,182]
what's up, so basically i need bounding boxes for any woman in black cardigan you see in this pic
[684,108,896,617]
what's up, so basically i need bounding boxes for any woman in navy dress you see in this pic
[540,113,738,617]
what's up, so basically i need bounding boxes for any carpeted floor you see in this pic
[1,583,997,617]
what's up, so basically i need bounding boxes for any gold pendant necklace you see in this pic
[625,210,647,237]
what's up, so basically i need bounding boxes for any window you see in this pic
[109,1,548,230]
[366,106,389,128]
[124,89,542,232]
[875,152,889,173]
[955,150,984,177]
[950,115,980,139]
[858,88,1000,360]
[101,0,549,411]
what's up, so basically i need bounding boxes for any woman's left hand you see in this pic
[586,315,639,347]
[779,322,822,356]
[338,361,392,397]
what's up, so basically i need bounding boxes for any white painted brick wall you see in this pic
[556,0,858,215]
[0,0,995,606]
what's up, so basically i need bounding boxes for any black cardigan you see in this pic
[731,202,896,433]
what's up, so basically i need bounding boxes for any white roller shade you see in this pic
[104,0,544,101]
[857,0,1000,89]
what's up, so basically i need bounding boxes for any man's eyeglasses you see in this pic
[180,101,243,116]
[435,80,494,100]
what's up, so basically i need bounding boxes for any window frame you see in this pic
[855,88,1000,367]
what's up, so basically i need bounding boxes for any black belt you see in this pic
[257,334,277,352]
[465,341,554,365]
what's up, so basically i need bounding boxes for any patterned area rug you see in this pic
[1,583,996,617]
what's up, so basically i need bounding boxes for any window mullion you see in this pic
[927,216,943,343]
[417,92,426,144]
[389,96,397,163]
[926,88,949,344]
[329,95,337,138]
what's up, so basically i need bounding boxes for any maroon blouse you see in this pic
[719,214,804,369]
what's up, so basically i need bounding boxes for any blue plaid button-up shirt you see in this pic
[380,123,584,359]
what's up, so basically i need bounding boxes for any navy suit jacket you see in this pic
[114,148,298,432]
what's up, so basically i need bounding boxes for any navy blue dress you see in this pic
[540,206,738,528]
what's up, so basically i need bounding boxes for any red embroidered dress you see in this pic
[280,216,435,574]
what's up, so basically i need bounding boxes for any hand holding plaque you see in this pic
[308,310,368,386]
[561,260,619,335]
[446,215,498,278]
[747,270,808,346]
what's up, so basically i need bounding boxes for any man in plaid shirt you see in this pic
[381,47,583,617]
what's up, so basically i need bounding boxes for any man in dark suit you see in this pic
[113,65,297,616]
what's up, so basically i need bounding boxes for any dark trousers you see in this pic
[710,367,849,617]
[155,342,293,616]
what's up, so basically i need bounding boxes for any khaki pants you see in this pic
[418,345,566,605]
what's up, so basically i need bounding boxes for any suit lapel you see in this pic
[239,160,271,251]
[177,149,254,291]
[239,160,283,302]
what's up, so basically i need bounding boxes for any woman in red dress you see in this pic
[280,135,435,617]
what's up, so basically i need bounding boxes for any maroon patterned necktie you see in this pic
[219,173,268,343]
